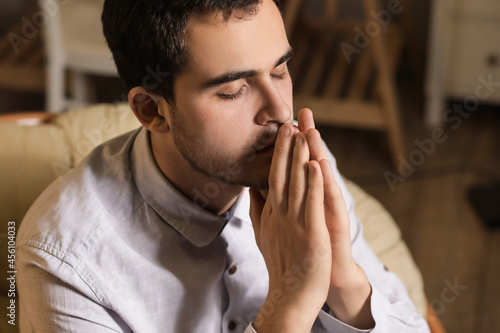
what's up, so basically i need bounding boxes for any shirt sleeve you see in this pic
[311,145,430,332]
[17,245,131,333]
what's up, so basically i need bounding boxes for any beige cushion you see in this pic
[0,123,70,296]
[344,178,427,317]
[52,103,141,165]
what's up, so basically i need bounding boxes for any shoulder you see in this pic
[17,129,144,260]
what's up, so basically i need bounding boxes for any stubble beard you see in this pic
[169,110,277,190]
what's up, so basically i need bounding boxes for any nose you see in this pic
[255,79,292,126]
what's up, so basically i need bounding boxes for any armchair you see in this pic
[0,104,444,332]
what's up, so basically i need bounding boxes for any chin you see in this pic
[222,167,270,190]
[226,174,269,190]
[248,179,270,191]
[193,153,272,189]
[244,164,271,189]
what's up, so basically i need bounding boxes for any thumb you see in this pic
[249,188,265,244]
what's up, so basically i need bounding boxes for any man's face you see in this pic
[168,0,293,189]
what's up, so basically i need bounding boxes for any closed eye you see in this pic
[217,62,289,101]
[271,63,289,80]
[271,71,287,80]
[217,86,247,101]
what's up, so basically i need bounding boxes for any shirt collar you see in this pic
[130,127,249,247]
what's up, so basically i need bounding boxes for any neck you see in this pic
[150,131,244,215]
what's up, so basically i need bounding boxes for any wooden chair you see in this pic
[39,0,119,112]
[0,1,118,113]
[282,0,405,168]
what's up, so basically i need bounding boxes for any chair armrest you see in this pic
[0,112,54,125]
[427,301,447,333]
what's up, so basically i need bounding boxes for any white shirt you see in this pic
[17,127,430,332]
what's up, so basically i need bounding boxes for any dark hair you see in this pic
[102,0,280,105]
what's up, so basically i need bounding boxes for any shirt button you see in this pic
[228,265,237,275]
[228,320,237,330]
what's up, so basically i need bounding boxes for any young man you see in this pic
[17,0,430,332]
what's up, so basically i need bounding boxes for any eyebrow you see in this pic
[200,47,294,89]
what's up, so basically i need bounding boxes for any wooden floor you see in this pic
[1,74,499,332]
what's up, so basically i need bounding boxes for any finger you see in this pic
[268,124,294,210]
[249,188,265,246]
[319,159,350,231]
[319,159,352,265]
[306,128,328,162]
[304,161,325,231]
[298,108,315,132]
[288,133,310,219]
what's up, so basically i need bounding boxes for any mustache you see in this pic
[254,129,279,151]
[239,129,278,158]
[244,123,295,161]
[252,122,297,151]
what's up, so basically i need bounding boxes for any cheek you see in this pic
[174,95,215,139]
[178,97,249,152]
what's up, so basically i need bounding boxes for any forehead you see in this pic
[182,0,289,77]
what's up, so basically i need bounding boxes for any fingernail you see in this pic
[280,126,291,137]
[296,134,304,146]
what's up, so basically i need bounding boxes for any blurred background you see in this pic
[0,0,499,332]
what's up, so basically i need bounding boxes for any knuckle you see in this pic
[305,128,316,140]
[288,183,303,196]
[268,173,283,188]
[306,128,320,136]
[273,142,288,155]
[292,148,307,164]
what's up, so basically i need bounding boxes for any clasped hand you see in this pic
[250,109,374,332]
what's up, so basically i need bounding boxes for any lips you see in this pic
[254,130,278,154]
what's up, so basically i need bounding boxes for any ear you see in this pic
[128,87,170,133]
